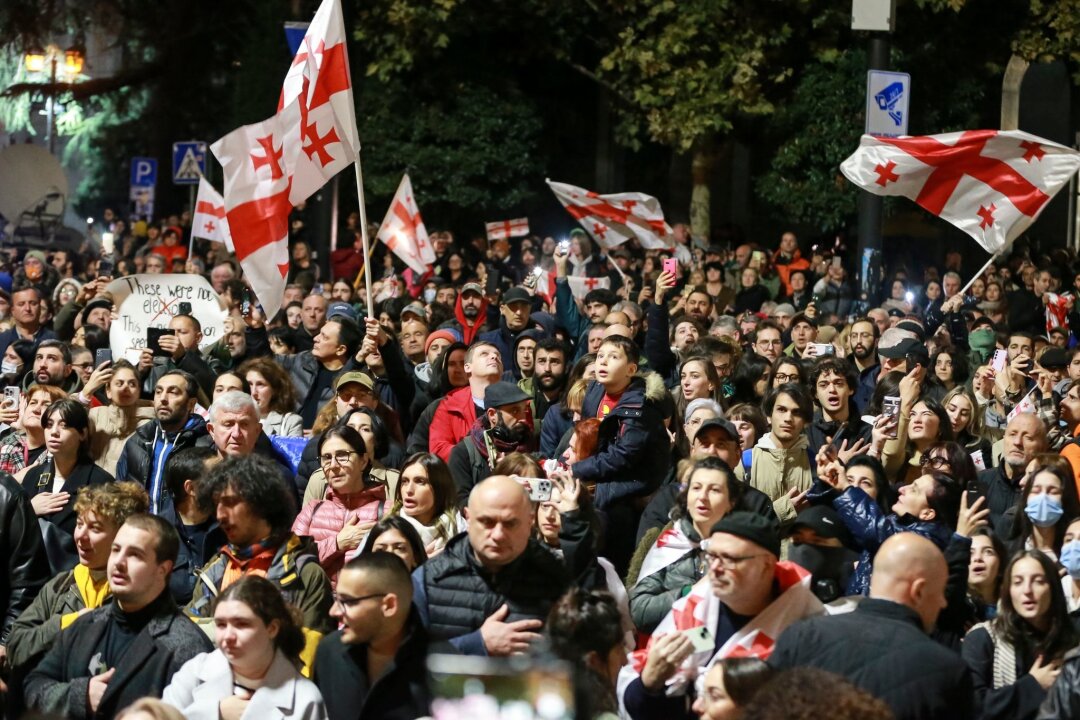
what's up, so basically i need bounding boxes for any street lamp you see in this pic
[22,43,85,154]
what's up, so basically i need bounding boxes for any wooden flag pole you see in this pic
[353,159,374,318]
[958,251,1000,297]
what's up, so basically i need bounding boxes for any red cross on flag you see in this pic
[191,176,234,252]
[565,275,610,300]
[841,130,1080,254]
[485,218,530,241]
[547,179,674,250]
[210,0,359,319]
[376,174,435,275]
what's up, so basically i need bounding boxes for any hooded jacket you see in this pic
[573,373,670,508]
[746,432,813,527]
[115,415,209,514]
[452,293,489,345]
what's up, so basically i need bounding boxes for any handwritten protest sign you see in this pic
[106,274,227,364]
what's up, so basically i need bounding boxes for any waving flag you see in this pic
[841,130,1080,253]
[547,179,674,250]
[376,173,434,275]
[211,0,359,319]
[485,218,530,241]
[191,176,234,252]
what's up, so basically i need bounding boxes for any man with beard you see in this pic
[116,371,209,515]
[850,318,880,414]
[21,340,82,393]
[448,382,535,506]
[451,282,489,345]
[520,338,567,435]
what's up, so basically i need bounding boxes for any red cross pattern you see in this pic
[977,204,996,230]
[302,120,340,167]
[879,131,1051,219]
[203,221,216,234]
[874,160,900,187]
[251,134,284,179]
[592,222,608,241]
[1020,140,1046,163]
[582,277,601,291]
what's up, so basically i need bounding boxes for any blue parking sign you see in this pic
[130,157,158,188]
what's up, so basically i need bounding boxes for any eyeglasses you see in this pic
[700,548,769,570]
[332,592,387,609]
[320,450,357,468]
[772,372,799,383]
[920,455,951,470]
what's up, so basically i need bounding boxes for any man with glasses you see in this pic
[185,455,334,635]
[620,512,824,720]
[313,552,434,720]
[751,321,784,363]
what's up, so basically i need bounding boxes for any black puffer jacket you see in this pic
[115,415,208,489]
[413,533,570,654]
[0,472,49,644]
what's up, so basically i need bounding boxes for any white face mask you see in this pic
[423,288,437,304]
[1,360,18,375]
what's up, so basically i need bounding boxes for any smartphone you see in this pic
[241,288,253,318]
[3,386,20,409]
[311,284,323,296]
[147,327,173,358]
[810,343,835,356]
[882,395,902,440]
[1019,357,1034,375]
[94,348,112,367]
[904,291,914,303]
[101,232,115,256]
[663,258,677,276]
[679,625,716,653]
[966,479,984,505]
[97,257,114,278]
[557,239,570,255]
[991,349,1008,373]
[178,301,192,316]
[512,475,553,502]
[831,256,842,268]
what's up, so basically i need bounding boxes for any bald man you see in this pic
[410,475,573,656]
[770,534,975,720]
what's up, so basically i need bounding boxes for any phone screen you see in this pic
[147,328,173,358]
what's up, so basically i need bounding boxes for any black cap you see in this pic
[887,307,905,318]
[895,320,926,341]
[484,381,530,409]
[502,287,531,305]
[789,312,817,329]
[80,297,113,325]
[878,336,922,360]
[791,505,851,545]
[1040,347,1070,369]
[709,511,781,558]
[695,417,740,445]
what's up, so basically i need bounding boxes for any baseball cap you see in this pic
[1040,347,1070,369]
[502,287,531,305]
[335,371,374,392]
[877,327,919,359]
[484,381,531,409]
[791,505,851,544]
[462,282,484,297]
[695,417,740,445]
[708,511,781,559]
[400,302,427,322]
[327,301,357,322]
[789,312,817,329]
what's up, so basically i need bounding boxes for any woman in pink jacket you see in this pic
[291,426,386,586]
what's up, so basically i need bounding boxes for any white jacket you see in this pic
[163,648,326,720]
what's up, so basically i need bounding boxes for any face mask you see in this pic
[423,288,437,304]
[1,360,18,375]
[1025,493,1064,528]
[1061,541,1080,579]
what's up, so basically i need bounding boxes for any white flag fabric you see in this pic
[211,0,358,319]
[840,130,1080,254]
[191,176,234,252]
[376,173,434,275]
[565,275,610,299]
[485,218,530,241]
[547,179,674,250]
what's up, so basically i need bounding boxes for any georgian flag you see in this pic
[547,179,674,250]
[635,523,696,582]
[485,218,530,241]
[376,173,434,275]
[191,176,234,252]
[211,0,359,319]
[841,130,1080,254]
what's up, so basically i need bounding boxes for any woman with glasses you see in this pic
[1006,459,1080,562]
[961,550,1079,720]
[303,408,402,505]
[769,357,806,390]
[292,426,385,586]
[163,576,326,720]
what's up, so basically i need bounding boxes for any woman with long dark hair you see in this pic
[391,452,462,555]
[358,515,428,571]
[546,589,628,719]
[1007,458,1080,561]
[730,354,770,406]
[239,357,302,438]
[163,576,325,719]
[962,550,1079,720]
[21,399,113,573]
[966,527,1006,626]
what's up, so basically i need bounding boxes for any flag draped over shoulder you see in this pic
[547,179,674,250]
[211,0,358,319]
[840,130,1080,254]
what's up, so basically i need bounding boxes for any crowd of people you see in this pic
[5,211,1080,720]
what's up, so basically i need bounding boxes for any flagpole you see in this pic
[352,159,374,318]
[958,252,999,297]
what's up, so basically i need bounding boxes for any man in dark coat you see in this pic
[411,476,571,656]
[313,552,437,720]
[769,533,976,720]
[24,515,212,719]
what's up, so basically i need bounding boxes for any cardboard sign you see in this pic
[106,274,228,364]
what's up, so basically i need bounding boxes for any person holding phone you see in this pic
[87,359,156,475]
[140,314,216,403]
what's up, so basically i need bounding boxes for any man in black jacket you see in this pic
[313,552,435,720]
[116,371,208,516]
[769,533,975,720]
[24,514,212,719]
[411,475,571,656]
[0,472,49,696]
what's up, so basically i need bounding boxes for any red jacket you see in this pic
[429,385,479,462]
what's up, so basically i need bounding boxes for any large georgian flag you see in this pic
[547,179,674,250]
[841,130,1080,253]
[376,173,434,275]
[211,0,359,319]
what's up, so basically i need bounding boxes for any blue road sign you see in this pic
[130,157,158,188]
[172,141,208,185]
[866,70,910,138]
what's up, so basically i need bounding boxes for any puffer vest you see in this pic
[423,533,570,641]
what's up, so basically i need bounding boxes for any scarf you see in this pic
[220,537,280,589]
[637,521,697,582]
[468,415,532,467]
